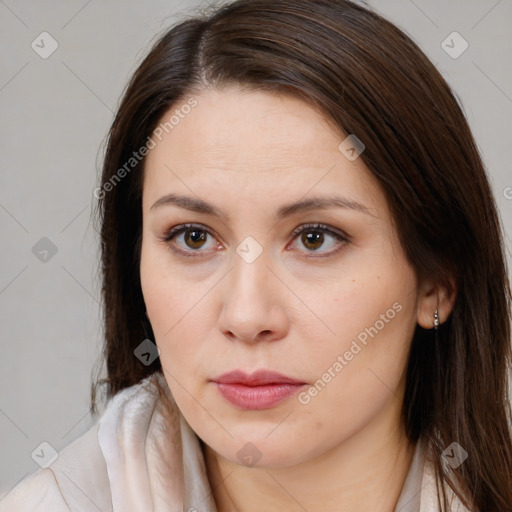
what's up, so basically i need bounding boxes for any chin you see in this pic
[202,426,321,470]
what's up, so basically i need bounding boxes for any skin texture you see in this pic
[140,86,456,512]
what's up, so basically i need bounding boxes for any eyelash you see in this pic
[158,223,350,259]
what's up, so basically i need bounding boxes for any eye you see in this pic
[159,223,220,257]
[159,222,349,258]
[288,223,349,257]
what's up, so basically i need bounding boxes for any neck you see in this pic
[203,404,415,512]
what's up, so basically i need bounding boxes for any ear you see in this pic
[417,276,457,329]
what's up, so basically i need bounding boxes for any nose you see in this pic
[217,251,289,344]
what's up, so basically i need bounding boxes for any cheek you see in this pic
[140,245,189,359]
[293,296,415,453]
[140,252,215,388]
[300,256,417,396]
[141,240,193,330]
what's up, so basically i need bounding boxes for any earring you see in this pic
[433,309,439,330]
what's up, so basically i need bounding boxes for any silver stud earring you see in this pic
[433,309,439,330]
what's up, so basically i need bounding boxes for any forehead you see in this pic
[142,86,384,217]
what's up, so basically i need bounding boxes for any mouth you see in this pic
[210,369,307,410]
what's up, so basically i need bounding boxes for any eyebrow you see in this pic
[150,193,374,221]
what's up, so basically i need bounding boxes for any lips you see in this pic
[213,369,305,386]
[211,370,307,410]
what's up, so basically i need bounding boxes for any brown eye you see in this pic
[183,229,208,249]
[161,222,349,259]
[161,224,219,257]
[300,231,325,251]
[289,223,349,257]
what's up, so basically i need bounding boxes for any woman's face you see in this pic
[140,86,422,468]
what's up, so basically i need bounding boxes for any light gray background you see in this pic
[1,0,511,497]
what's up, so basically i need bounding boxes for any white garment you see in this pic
[0,372,469,511]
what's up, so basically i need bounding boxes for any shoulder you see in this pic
[0,420,109,511]
[0,468,71,511]
[419,440,473,512]
[0,373,166,512]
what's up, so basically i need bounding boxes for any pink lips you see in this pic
[211,370,306,410]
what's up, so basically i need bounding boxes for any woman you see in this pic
[2,0,511,510]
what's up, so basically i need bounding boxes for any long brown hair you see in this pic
[91,1,512,509]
